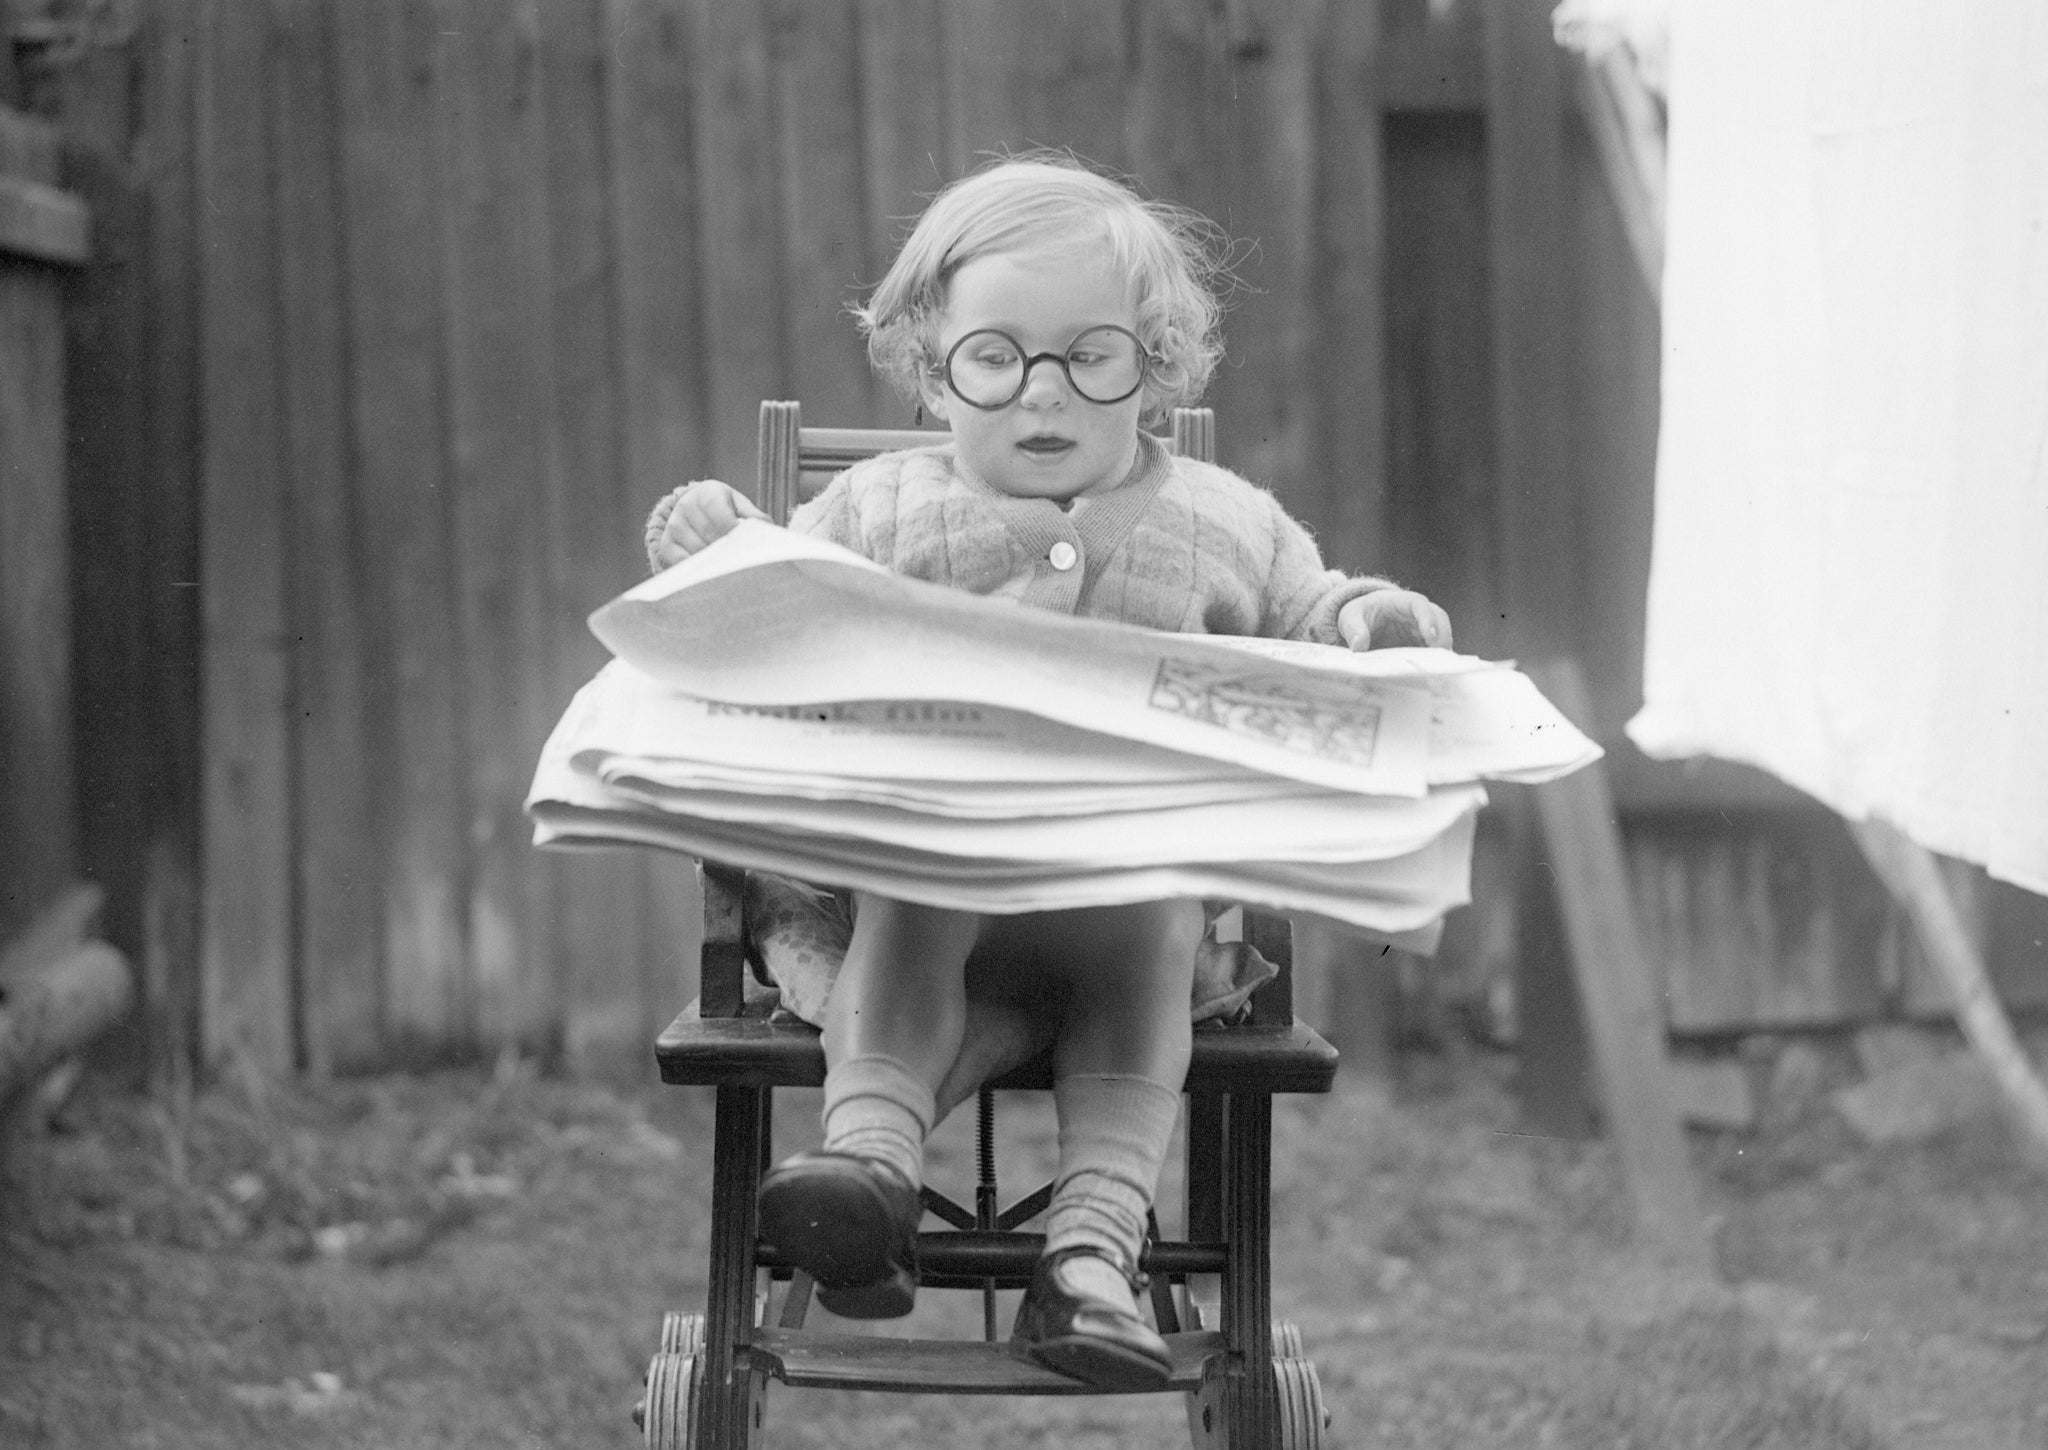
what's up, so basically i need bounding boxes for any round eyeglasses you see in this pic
[936,325,1155,410]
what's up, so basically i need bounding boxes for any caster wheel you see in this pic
[1274,1355,1330,1450]
[660,1311,706,1355]
[1272,1318,1305,1359]
[639,1350,703,1450]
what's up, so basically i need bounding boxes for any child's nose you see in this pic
[1017,356,1071,407]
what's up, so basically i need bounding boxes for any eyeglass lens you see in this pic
[943,326,1147,408]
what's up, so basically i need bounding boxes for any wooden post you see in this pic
[1851,820,2048,1170]
[1526,658,1712,1275]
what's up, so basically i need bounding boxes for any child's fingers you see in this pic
[1346,590,1455,651]
[1406,598,1452,649]
[667,484,756,552]
[692,483,772,533]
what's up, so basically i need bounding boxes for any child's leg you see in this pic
[817,893,982,1187]
[1044,898,1202,1267]
[758,893,982,1319]
[1007,898,1204,1389]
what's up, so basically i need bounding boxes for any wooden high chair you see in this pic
[636,403,1339,1449]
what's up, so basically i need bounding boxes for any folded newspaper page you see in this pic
[530,522,1602,939]
[590,522,1598,794]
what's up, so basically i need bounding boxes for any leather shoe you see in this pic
[756,1150,921,1318]
[1011,1247,1172,1391]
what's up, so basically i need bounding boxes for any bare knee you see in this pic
[837,894,984,988]
[824,895,984,1079]
[1046,899,1203,1083]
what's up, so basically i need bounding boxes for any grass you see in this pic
[9,1043,2036,1449]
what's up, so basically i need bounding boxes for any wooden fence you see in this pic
[25,0,2043,1081]
[171,0,1596,1079]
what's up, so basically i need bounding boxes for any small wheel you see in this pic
[660,1311,706,1355]
[1274,1356,1330,1450]
[641,1351,703,1450]
[1272,1319,1306,1359]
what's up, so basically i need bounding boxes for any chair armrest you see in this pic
[698,861,750,1018]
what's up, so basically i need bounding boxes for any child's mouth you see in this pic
[1017,435,1075,458]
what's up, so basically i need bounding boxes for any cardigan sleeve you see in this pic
[785,471,860,548]
[1258,493,1397,645]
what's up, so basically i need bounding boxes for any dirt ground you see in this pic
[3,1033,2045,1450]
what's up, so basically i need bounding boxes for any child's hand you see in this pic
[650,479,773,569]
[1337,589,1454,651]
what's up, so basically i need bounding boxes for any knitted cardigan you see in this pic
[772,434,1393,643]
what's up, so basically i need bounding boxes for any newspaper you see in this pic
[530,522,1602,939]
[591,522,1598,793]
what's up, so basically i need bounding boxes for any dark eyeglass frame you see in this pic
[932,324,1159,411]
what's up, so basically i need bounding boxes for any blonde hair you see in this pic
[855,152,1231,426]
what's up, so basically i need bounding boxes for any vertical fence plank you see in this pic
[855,0,954,336]
[433,0,565,1054]
[604,0,708,508]
[1382,110,1506,658]
[1126,0,1232,225]
[60,133,156,1087]
[1309,0,1388,572]
[332,0,472,1056]
[775,0,879,428]
[195,0,294,1072]
[537,0,652,1076]
[0,262,72,943]
[1480,0,1580,658]
[271,0,383,1074]
[1208,0,1316,496]
[1562,109,1660,731]
[0,113,75,950]
[689,0,787,487]
[136,0,206,1093]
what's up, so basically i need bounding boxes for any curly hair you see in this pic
[853,151,1234,426]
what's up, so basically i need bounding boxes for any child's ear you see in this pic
[916,371,951,425]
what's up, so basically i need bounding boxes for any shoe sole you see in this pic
[1016,1335,1173,1393]
[757,1158,918,1319]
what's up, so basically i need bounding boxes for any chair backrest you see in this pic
[754,400,1217,525]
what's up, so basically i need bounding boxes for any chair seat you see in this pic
[656,998,1339,1095]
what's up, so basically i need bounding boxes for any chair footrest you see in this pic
[755,1229,1228,1287]
[743,1328,1223,1394]
[657,1001,1338,1093]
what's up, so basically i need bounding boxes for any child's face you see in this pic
[921,249,1146,504]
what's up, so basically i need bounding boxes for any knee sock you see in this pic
[1044,1073,1183,1275]
[819,1053,934,1191]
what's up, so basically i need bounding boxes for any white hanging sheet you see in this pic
[1628,0,2048,895]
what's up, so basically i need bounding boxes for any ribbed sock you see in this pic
[819,1053,935,1191]
[1043,1073,1183,1274]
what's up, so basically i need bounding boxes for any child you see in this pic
[645,153,1451,1391]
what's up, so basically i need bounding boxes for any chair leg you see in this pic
[1179,1092,1226,1332]
[1222,1092,1279,1449]
[700,1085,770,1449]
